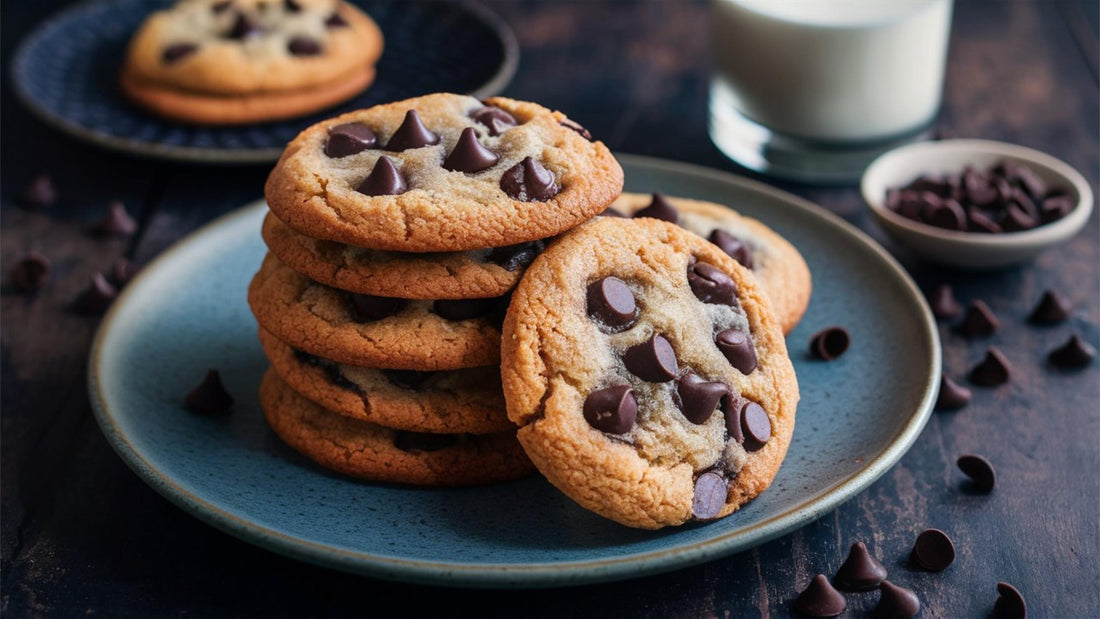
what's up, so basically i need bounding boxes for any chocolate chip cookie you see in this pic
[248,253,503,369]
[610,193,811,334]
[260,370,533,486]
[122,0,383,124]
[264,93,623,251]
[502,217,799,529]
[262,212,544,299]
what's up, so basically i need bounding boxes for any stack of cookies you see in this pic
[249,93,624,486]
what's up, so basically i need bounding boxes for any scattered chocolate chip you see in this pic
[108,257,138,288]
[20,174,56,207]
[74,273,117,313]
[708,229,754,269]
[500,157,559,201]
[687,262,737,306]
[969,347,1012,386]
[349,293,405,322]
[834,541,888,591]
[93,200,137,236]
[716,329,757,375]
[356,157,407,196]
[1029,290,1071,324]
[600,206,626,217]
[385,110,440,151]
[162,43,198,63]
[471,106,517,136]
[910,528,956,571]
[324,11,349,28]
[560,118,593,141]
[872,581,921,619]
[433,297,495,321]
[675,374,728,424]
[691,471,728,520]
[793,574,846,617]
[1040,194,1074,224]
[284,0,301,12]
[287,37,322,56]
[632,193,678,223]
[957,454,996,492]
[393,431,456,453]
[325,123,377,157]
[443,127,499,173]
[586,276,637,328]
[808,327,850,361]
[10,252,50,292]
[623,334,678,382]
[935,373,972,410]
[959,300,999,337]
[486,240,543,271]
[930,284,962,319]
[993,582,1027,619]
[185,369,234,415]
[226,12,260,39]
[1048,334,1095,368]
[212,0,233,12]
[740,401,770,451]
[383,370,430,390]
[583,384,637,434]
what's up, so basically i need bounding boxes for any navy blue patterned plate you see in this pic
[12,0,518,163]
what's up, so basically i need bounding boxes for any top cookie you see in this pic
[124,0,382,95]
[265,93,624,252]
[501,217,799,529]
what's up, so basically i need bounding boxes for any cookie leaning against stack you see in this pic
[249,93,625,486]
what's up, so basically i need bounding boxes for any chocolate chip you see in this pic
[964,171,998,206]
[349,293,405,322]
[623,334,678,382]
[600,206,626,218]
[385,110,440,151]
[873,581,921,619]
[722,394,744,443]
[675,374,728,424]
[108,257,138,288]
[930,284,962,319]
[716,329,757,375]
[935,373,972,410]
[226,12,260,39]
[284,0,301,12]
[708,229,754,268]
[582,384,637,434]
[393,431,456,453]
[287,37,322,56]
[93,200,137,236]
[1002,203,1037,231]
[586,276,636,328]
[1011,164,1047,200]
[470,106,517,136]
[212,0,233,12]
[1029,290,1071,324]
[356,157,407,196]
[1040,195,1074,223]
[993,582,1027,619]
[325,123,377,157]
[560,118,593,141]
[808,327,850,361]
[959,300,999,337]
[432,297,495,321]
[443,127,499,173]
[185,369,234,415]
[926,199,967,230]
[486,240,544,271]
[687,262,738,306]
[1048,334,1095,369]
[969,347,1012,386]
[740,401,770,451]
[793,574,847,617]
[324,11,349,28]
[632,193,678,223]
[74,273,117,313]
[10,252,49,292]
[383,370,430,390]
[500,157,559,201]
[162,43,198,63]
[968,207,1003,233]
[910,528,956,571]
[21,174,56,207]
[294,351,360,393]
[957,454,996,492]
[691,471,728,520]
[908,176,950,196]
[834,542,888,591]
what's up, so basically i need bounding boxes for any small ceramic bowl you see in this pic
[862,139,1093,269]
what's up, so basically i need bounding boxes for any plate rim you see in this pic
[87,154,941,587]
[11,0,520,164]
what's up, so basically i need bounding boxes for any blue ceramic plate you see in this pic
[88,156,940,588]
[12,0,517,163]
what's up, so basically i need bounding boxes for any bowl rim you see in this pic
[861,138,1093,247]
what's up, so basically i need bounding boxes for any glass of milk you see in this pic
[709,0,954,184]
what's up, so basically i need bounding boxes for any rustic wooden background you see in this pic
[2,0,1097,616]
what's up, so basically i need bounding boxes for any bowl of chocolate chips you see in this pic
[862,139,1093,268]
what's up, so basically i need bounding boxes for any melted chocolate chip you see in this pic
[432,297,496,321]
[288,37,322,56]
[808,327,850,361]
[959,300,1000,337]
[935,373,972,410]
[226,12,260,39]
[957,453,996,492]
[993,582,1027,619]
[185,369,234,415]
[486,240,544,271]
[284,0,302,12]
[834,542,888,591]
[675,374,728,424]
[109,258,138,288]
[1029,290,1071,324]
[357,157,408,196]
[586,277,636,328]
[716,329,757,375]
[687,262,737,306]
[383,370,430,390]
[691,471,728,520]
[582,384,637,434]
[709,229,754,269]
[560,118,593,141]
[349,293,406,322]
[443,127,499,173]
[93,200,137,236]
[622,334,678,382]
[930,284,962,319]
[633,193,678,223]
[1048,334,1095,368]
[471,106,517,136]
[162,43,198,63]
[293,350,360,393]
[500,157,559,201]
[21,174,56,207]
[325,123,377,157]
[873,581,921,619]
[393,431,456,453]
[385,110,440,151]
[740,401,770,451]
[910,528,955,571]
[74,273,117,313]
[793,574,847,617]
[969,347,1012,386]
[10,252,49,292]
[324,11,349,28]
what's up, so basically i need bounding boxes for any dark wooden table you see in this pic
[3,1,1097,616]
